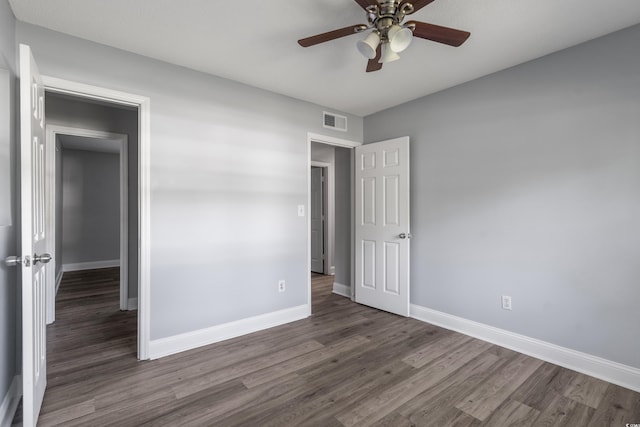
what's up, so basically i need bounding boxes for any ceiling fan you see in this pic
[298,0,470,72]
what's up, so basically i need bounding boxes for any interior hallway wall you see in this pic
[61,149,120,267]
[334,147,351,288]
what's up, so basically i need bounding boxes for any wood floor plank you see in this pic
[480,399,540,426]
[171,339,325,399]
[241,334,369,388]
[510,362,574,411]
[335,339,493,426]
[28,269,640,427]
[370,411,415,427]
[402,330,473,368]
[138,374,305,427]
[563,372,610,408]
[217,360,415,427]
[398,351,504,426]
[455,353,544,421]
[531,394,593,427]
[587,384,640,427]
[37,399,95,427]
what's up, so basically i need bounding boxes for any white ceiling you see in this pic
[9,0,640,116]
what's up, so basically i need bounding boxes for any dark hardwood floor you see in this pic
[27,269,640,426]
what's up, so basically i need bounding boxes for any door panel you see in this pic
[20,43,48,427]
[355,137,410,316]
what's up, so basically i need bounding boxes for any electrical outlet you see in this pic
[278,280,286,293]
[501,295,512,311]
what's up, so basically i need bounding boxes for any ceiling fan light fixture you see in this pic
[357,31,381,59]
[379,43,400,63]
[388,25,413,53]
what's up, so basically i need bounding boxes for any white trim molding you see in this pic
[410,304,640,393]
[149,305,309,359]
[332,282,351,298]
[62,259,120,272]
[0,375,22,427]
[308,132,362,149]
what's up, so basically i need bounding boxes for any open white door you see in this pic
[20,44,49,427]
[310,167,324,273]
[355,137,410,316]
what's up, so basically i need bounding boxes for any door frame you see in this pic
[45,125,129,320]
[42,76,151,360]
[306,132,361,313]
[310,162,329,275]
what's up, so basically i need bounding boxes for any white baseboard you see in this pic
[410,304,640,393]
[127,297,138,311]
[55,269,63,295]
[63,259,120,272]
[332,282,351,298]
[149,304,309,360]
[0,375,21,427]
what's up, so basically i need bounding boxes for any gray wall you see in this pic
[17,22,364,340]
[0,0,17,409]
[364,24,640,369]
[334,147,351,287]
[61,149,120,265]
[46,93,138,298]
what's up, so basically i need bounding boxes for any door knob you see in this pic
[5,256,22,267]
[33,253,52,265]
[5,256,33,267]
[399,233,412,239]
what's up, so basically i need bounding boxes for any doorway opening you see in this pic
[307,133,361,313]
[42,93,140,379]
[41,77,151,360]
[45,124,130,322]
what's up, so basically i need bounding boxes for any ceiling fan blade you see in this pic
[354,0,380,10]
[298,25,364,47]
[366,45,383,72]
[407,21,470,47]
[401,0,436,13]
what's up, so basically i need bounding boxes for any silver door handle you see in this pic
[33,253,52,265]
[399,233,412,239]
[5,256,22,267]
[5,255,33,267]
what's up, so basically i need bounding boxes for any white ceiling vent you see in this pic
[323,111,347,132]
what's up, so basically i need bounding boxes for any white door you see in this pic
[20,44,49,427]
[355,137,410,316]
[310,167,324,273]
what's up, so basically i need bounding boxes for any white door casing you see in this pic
[41,75,151,360]
[44,126,129,321]
[310,167,324,273]
[355,137,410,316]
[19,43,48,427]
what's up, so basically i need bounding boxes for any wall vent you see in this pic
[323,111,347,132]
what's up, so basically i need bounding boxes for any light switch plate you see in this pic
[298,205,305,217]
